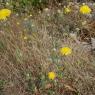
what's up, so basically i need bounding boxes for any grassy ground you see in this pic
[0,1,95,95]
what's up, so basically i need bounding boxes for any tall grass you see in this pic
[0,1,95,95]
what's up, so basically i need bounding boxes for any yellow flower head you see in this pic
[48,72,56,80]
[64,6,71,14]
[60,47,72,56]
[0,9,11,20]
[80,4,91,14]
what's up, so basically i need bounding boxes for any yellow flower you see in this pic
[80,4,91,14]
[48,72,56,80]
[60,47,72,56]
[0,9,11,20]
[64,6,71,14]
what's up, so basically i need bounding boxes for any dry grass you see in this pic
[0,3,95,95]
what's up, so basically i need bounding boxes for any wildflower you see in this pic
[64,6,71,14]
[0,9,11,20]
[80,4,91,14]
[60,47,72,56]
[48,72,56,80]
